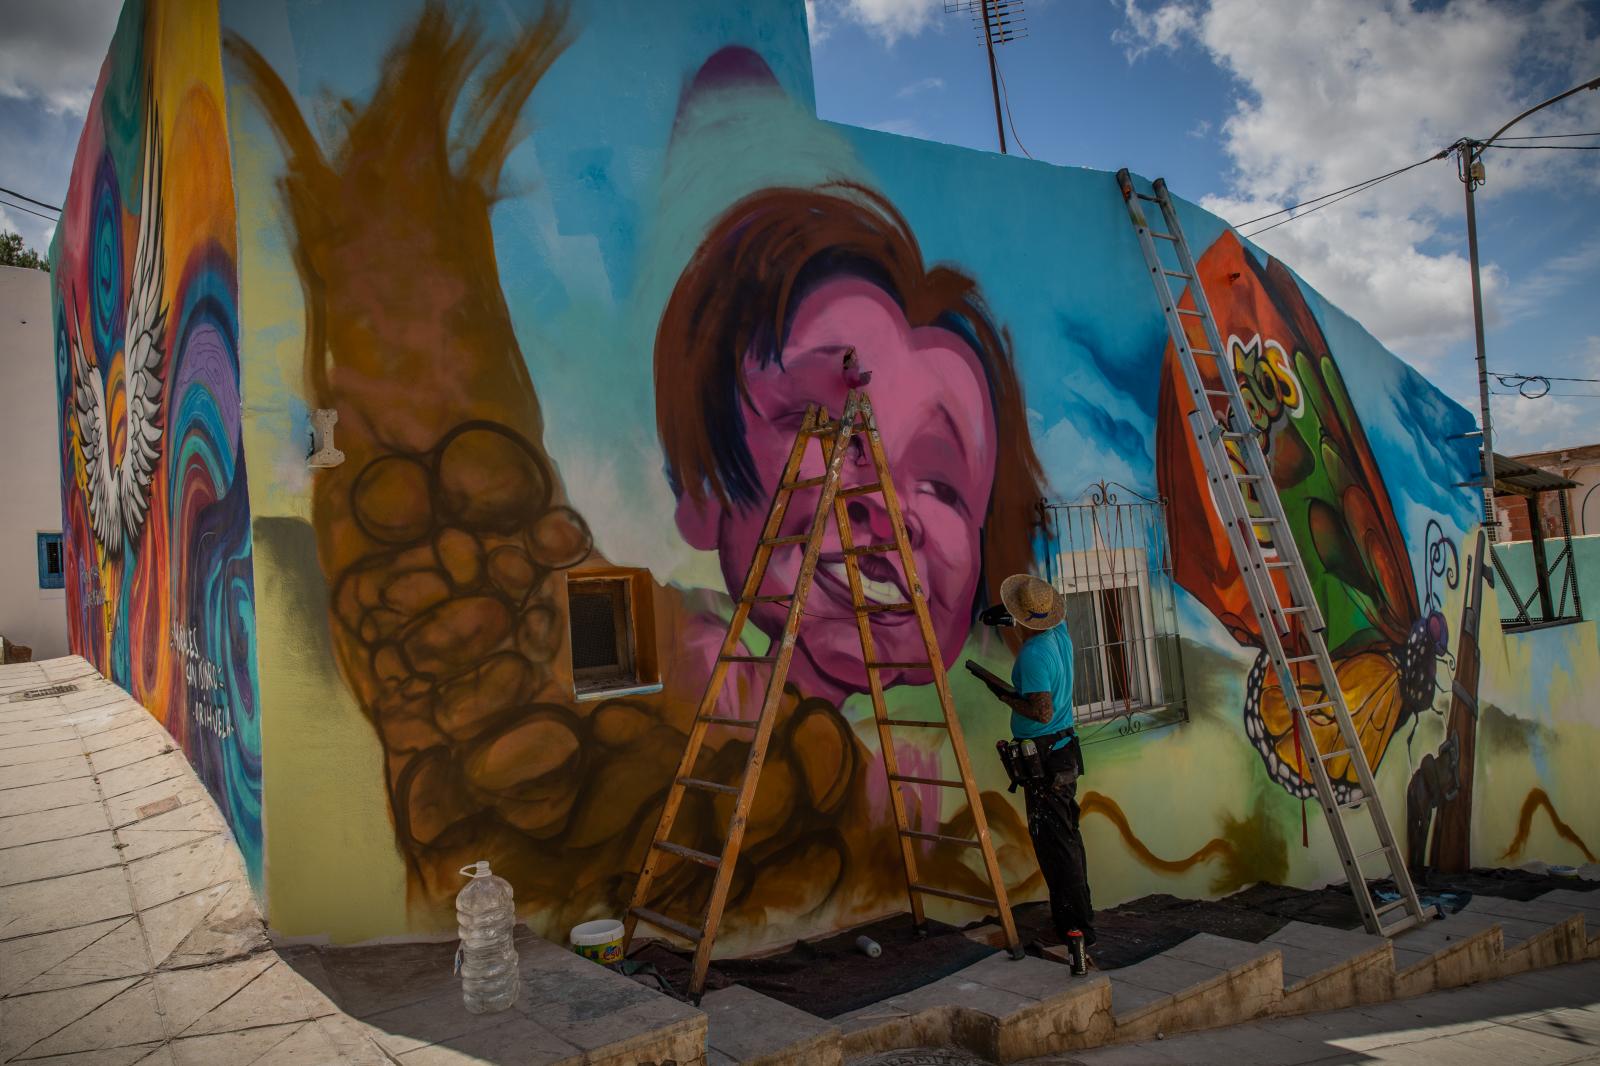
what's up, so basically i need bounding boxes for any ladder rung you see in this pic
[889,773,965,788]
[629,906,703,942]
[858,602,915,614]
[1279,604,1309,614]
[1337,792,1369,810]
[761,534,810,546]
[1266,560,1293,569]
[1236,473,1264,481]
[1177,308,1205,318]
[1298,700,1337,711]
[679,776,739,796]
[1150,231,1179,242]
[882,718,949,729]
[901,829,981,848]
[653,841,721,868]
[1162,269,1191,279]
[1285,654,1318,664]
[782,476,826,489]
[838,483,884,497]
[720,655,777,664]
[1359,846,1393,864]
[1374,896,1409,916]
[908,882,997,907]
[743,594,792,603]
[1135,192,1162,203]
[868,661,932,670]
[1318,749,1352,762]
[1191,348,1220,357]
[1202,388,1233,398]
[802,421,840,435]
[701,715,757,728]
[846,543,897,555]
[1220,431,1251,441]
[1381,913,1425,938]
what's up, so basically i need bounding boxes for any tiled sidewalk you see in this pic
[0,657,389,1065]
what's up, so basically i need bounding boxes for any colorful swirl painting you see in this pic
[51,0,262,884]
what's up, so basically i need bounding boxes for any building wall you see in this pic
[51,0,262,885]
[209,0,1600,946]
[0,266,70,660]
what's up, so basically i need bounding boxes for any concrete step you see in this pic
[1464,895,1591,976]
[1104,933,1281,1043]
[1263,920,1394,1013]
[704,984,841,1065]
[1535,888,1600,958]
[835,952,1110,1061]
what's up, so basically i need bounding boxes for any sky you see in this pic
[3,0,1597,454]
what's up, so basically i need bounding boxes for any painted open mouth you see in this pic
[812,551,915,618]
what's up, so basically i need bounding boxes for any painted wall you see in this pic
[51,0,263,885]
[0,266,70,661]
[204,0,1599,947]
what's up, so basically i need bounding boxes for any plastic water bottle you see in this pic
[456,861,519,1013]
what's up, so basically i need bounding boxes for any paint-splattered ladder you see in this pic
[1115,169,1430,939]
[623,390,1022,1000]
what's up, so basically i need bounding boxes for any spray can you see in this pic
[1020,738,1044,780]
[855,935,882,958]
[1066,929,1088,976]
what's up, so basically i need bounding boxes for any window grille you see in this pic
[1042,482,1187,728]
[568,577,636,693]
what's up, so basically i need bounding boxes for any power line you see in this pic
[1492,130,1600,140]
[1240,159,1440,239]
[1230,151,1448,230]
[0,196,61,224]
[1490,369,1600,384]
[0,185,60,213]
[1486,143,1600,151]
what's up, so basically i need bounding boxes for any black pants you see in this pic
[1024,764,1095,944]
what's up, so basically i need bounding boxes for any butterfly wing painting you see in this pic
[1156,231,1446,801]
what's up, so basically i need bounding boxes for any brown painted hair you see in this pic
[654,180,1046,616]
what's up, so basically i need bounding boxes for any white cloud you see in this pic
[1116,0,1600,369]
[811,0,947,45]
[0,0,122,115]
[1111,0,1198,60]
[897,76,945,98]
[805,0,832,44]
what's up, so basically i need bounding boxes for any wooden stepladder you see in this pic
[623,390,1022,999]
[1115,169,1428,938]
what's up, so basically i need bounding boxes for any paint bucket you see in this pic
[569,918,625,966]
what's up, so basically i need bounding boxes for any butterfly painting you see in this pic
[1155,231,1455,803]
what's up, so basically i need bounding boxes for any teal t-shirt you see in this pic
[1010,622,1076,746]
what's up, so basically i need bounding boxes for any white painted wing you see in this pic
[71,319,119,553]
[118,96,167,550]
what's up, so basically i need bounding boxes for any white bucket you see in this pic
[569,918,625,965]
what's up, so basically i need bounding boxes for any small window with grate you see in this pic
[566,569,660,700]
[37,532,64,590]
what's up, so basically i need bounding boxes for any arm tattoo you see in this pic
[1000,690,1054,724]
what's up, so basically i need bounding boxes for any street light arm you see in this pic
[1481,74,1600,149]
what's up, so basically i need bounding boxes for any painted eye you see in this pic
[920,479,968,515]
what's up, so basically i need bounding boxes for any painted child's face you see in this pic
[680,275,999,698]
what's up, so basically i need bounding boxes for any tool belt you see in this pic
[996,728,1083,793]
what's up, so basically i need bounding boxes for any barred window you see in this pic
[1044,483,1187,728]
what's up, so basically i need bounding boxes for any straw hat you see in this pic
[1000,574,1065,631]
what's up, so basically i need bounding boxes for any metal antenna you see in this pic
[943,0,1028,155]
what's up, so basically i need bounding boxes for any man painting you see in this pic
[981,574,1096,947]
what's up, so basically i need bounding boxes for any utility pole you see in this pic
[1454,73,1600,542]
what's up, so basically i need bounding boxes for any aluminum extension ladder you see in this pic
[1116,169,1429,938]
[623,390,1022,1000]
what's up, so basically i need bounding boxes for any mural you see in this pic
[1155,232,1458,805]
[121,0,1598,946]
[53,0,262,881]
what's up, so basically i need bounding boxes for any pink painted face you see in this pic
[676,275,999,703]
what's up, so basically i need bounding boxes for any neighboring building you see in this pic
[1499,443,1600,541]
[0,264,69,661]
[51,0,1600,950]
